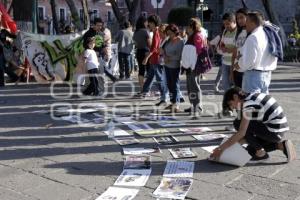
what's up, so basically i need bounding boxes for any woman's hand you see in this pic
[209,147,223,161]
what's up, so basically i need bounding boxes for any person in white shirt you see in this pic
[82,37,101,96]
[237,12,277,94]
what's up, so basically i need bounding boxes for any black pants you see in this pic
[165,67,180,104]
[233,119,284,153]
[118,52,131,79]
[0,65,4,87]
[136,49,149,77]
[83,68,100,96]
[233,71,243,88]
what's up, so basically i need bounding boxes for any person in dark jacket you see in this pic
[83,18,117,82]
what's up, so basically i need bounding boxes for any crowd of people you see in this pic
[81,10,296,163]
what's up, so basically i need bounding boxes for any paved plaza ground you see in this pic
[0,65,300,200]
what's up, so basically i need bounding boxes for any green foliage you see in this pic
[167,7,194,27]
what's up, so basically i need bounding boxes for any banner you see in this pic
[20,31,120,83]
[20,31,85,83]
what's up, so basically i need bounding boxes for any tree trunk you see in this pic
[81,0,89,30]
[241,0,247,8]
[50,0,59,34]
[127,0,140,25]
[261,0,288,47]
[65,0,81,31]
[108,0,123,24]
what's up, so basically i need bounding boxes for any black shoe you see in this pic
[155,100,167,106]
[249,153,269,163]
[185,106,203,113]
[184,107,192,113]
[283,140,296,162]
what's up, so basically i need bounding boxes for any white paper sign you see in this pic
[163,161,194,178]
[114,169,151,187]
[95,187,139,200]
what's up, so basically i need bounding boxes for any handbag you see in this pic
[194,43,212,75]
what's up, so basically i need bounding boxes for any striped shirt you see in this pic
[243,93,289,133]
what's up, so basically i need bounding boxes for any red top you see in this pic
[149,28,161,65]
[193,32,205,55]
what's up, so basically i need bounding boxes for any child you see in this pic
[82,37,100,96]
[210,87,296,163]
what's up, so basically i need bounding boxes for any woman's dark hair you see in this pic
[135,15,147,31]
[123,20,131,29]
[83,37,95,49]
[222,87,248,111]
[166,24,180,36]
[147,14,161,27]
[94,18,103,25]
[235,8,249,40]
[222,12,236,22]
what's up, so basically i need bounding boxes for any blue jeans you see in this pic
[242,70,272,94]
[165,67,180,104]
[142,64,167,101]
[221,64,232,92]
[118,52,132,79]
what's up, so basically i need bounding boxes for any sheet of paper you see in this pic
[136,129,168,136]
[153,177,193,200]
[169,148,197,159]
[159,122,186,127]
[163,161,194,178]
[124,155,151,169]
[179,127,212,134]
[104,129,131,137]
[153,136,179,145]
[123,147,161,155]
[114,137,140,146]
[95,186,139,200]
[114,169,151,187]
[193,133,227,141]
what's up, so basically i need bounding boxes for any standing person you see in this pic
[209,26,225,93]
[210,87,296,163]
[83,18,117,83]
[162,24,184,113]
[133,15,151,92]
[231,8,249,88]
[139,14,167,104]
[116,20,134,80]
[220,13,237,92]
[237,12,278,94]
[184,18,206,117]
[82,37,100,96]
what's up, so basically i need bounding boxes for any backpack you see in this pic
[193,34,212,75]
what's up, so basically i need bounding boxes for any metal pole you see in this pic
[32,0,37,33]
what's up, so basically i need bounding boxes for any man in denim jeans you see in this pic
[237,12,278,94]
[140,14,167,103]
[220,13,237,92]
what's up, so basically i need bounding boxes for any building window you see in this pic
[59,8,66,21]
[93,9,98,18]
[107,11,112,22]
[141,11,147,18]
[38,7,45,21]
[79,9,84,21]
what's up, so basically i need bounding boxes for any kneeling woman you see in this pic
[210,87,296,163]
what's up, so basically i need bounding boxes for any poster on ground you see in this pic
[153,177,193,200]
[95,186,139,200]
[163,161,194,178]
[114,169,151,187]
